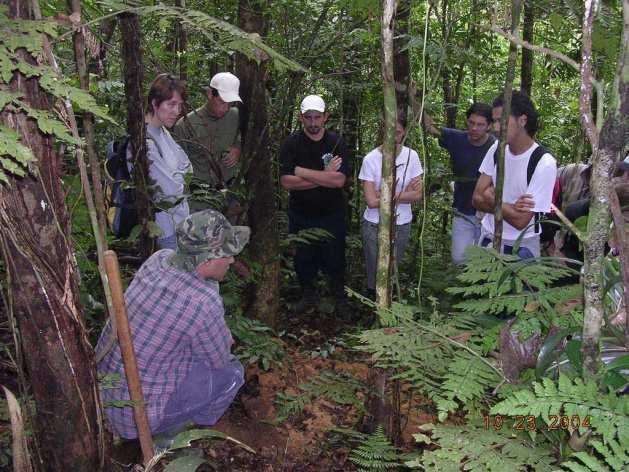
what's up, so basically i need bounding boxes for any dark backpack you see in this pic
[492,144,551,234]
[105,136,137,238]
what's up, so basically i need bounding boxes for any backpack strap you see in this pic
[527,145,549,233]
[526,145,548,185]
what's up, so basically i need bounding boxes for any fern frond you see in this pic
[349,426,402,471]
[356,316,503,420]
[274,371,364,424]
[491,375,629,447]
[406,423,555,471]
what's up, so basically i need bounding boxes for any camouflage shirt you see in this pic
[173,103,241,192]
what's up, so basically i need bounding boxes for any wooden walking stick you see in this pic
[103,250,155,463]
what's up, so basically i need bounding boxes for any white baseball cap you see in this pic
[300,95,325,114]
[209,72,242,103]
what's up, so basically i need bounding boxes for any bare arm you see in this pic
[397,176,423,203]
[472,174,535,229]
[422,112,441,137]
[280,175,318,190]
[362,180,380,208]
[472,174,495,212]
[294,156,346,188]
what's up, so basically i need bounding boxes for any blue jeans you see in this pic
[451,214,481,265]
[153,358,244,434]
[480,236,539,259]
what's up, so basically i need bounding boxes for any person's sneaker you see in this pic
[293,287,318,313]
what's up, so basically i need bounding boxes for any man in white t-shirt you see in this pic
[472,90,557,258]
[359,121,423,296]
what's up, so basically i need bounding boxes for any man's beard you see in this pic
[306,126,322,135]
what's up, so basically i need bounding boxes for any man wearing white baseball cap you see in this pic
[174,72,243,210]
[279,94,351,313]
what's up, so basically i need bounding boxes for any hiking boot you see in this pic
[293,287,318,313]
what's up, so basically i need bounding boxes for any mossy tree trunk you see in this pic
[362,0,397,439]
[376,0,397,309]
[0,2,107,469]
[581,0,629,372]
[236,0,280,329]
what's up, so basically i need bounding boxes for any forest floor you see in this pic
[111,292,437,471]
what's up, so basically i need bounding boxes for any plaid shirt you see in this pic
[96,249,233,438]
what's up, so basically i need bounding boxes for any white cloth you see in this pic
[359,146,423,225]
[145,124,193,238]
[478,141,557,241]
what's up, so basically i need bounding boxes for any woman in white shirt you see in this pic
[358,121,423,297]
[144,73,193,250]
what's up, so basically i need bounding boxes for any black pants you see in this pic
[288,207,346,290]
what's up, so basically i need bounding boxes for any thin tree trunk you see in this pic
[377,0,397,309]
[521,0,534,95]
[119,12,153,259]
[236,0,280,329]
[493,0,522,251]
[175,0,187,81]
[70,0,108,242]
[581,0,629,371]
[361,0,397,438]
[0,3,105,469]
[394,0,410,127]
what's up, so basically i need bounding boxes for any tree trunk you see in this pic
[520,0,534,95]
[394,0,410,127]
[377,0,397,309]
[581,0,629,372]
[175,0,188,81]
[236,0,280,329]
[0,3,106,470]
[493,0,522,251]
[361,0,397,439]
[71,0,108,244]
[119,12,153,259]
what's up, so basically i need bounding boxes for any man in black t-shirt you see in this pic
[279,95,350,311]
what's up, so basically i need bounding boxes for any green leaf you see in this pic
[170,428,226,450]
[163,455,206,472]
[0,90,20,110]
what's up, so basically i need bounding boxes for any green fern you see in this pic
[406,423,555,471]
[349,426,402,471]
[491,375,629,447]
[274,371,364,424]
[357,312,504,421]
[558,439,629,471]
[448,247,582,330]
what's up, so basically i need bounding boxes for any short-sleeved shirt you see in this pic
[359,146,423,225]
[96,250,233,438]
[173,104,241,190]
[478,141,558,241]
[440,128,496,216]
[279,130,350,216]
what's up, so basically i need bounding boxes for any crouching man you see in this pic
[96,209,250,439]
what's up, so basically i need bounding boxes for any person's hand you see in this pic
[406,176,421,192]
[483,185,495,201]
[222,146,240,168]
[514,193,535,212]
[325,156,342,172]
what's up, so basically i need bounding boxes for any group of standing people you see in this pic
[97,71,560,443]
